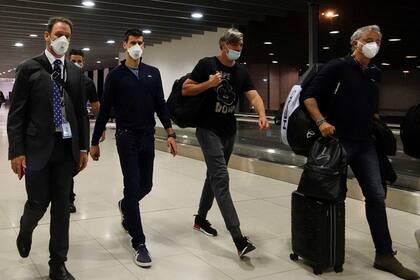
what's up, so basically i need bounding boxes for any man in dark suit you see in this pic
[7,17,89,280]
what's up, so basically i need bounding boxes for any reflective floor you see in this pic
[0,106,419,279]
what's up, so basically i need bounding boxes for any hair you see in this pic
[124,28,143,42]
[46,17,73,33]
[219,28,243,50]
[69,49,84,57]
[350,25,382,51]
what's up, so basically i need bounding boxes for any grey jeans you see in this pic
[196,127,242,239]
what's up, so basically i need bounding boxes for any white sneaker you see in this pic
[415,229,420,249]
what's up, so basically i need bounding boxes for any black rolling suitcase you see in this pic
[290,191,345,275]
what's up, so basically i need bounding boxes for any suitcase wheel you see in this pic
[334,265,343,273]
[313,267,323,275]
[289,253,299,261]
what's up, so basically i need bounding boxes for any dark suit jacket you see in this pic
[7,53,89,171]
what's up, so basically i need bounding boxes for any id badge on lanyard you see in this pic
[52,64,72,139]
[62,122,72,139]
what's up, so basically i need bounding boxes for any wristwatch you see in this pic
[167,132,177,139]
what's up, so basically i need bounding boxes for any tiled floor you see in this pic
[0,105,419,279]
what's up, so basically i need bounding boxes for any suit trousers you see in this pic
[21,134,74,265]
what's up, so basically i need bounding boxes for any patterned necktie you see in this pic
[52,60,63,128]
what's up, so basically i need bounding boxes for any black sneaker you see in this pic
[234,236,256,257]
[193,215,218,236]
[134,244,152,268]
[118,199,129,232]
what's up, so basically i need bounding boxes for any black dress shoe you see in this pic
[49,264,75,280]
[69,202,76,213]
[16,230,32,258]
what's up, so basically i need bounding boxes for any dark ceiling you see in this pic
[0,0,305,77]
[240,0,420,74]
[0,0,419,78]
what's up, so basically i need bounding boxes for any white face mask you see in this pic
[73,62,82,68]
[359,41,379,59]
[127,44,143,60]
[51,35,69,56]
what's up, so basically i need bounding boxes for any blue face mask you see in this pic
[227,48,241,61]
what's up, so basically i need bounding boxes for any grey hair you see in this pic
[219,28,243,50]
[350,25,382,51]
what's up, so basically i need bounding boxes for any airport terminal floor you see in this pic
[1,107,420,279]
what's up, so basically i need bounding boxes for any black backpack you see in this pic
[401,104,420,159]
[167,73,202,128]
[167,57,217,128]
[297,137,348,201]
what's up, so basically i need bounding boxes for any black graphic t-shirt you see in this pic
[189,56,255,138]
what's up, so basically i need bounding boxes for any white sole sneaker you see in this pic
[193,225,216,237]
[134,252,152,267]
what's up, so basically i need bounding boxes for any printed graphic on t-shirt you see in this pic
[214,71,236,113]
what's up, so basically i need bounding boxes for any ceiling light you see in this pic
[262,78,268,82]
[268,53,275,56]
[82,1,95,7]
[406,55,417,59]
[416,66,420,69]
[106,40,115,44]
[322,46,330,50]
[7,70,12,73]
[96,61,101,64]
[29,34,38,38]
[114,57,119,60]
[323,10,339,18]
[388,38,401,42]
[403,70,410,74]
[329,30,340,34]
[242,62,247,65]
[14,42,24,47]
[264,41,273,45]
[191,12,203,19]
[82,47,90,51]
[142,29,152,34]
[272,60,278,64]
[381,63,391,66]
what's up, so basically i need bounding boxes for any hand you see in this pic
[319,122,336,137]
[90,145,100,161]
[258,116,269,130]
[11,155,26,180]
[78,152,88,171]
[167,137,177,157]
[99,131,106,142]
[208,72,222,88]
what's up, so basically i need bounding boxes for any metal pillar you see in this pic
[308,0,319,66]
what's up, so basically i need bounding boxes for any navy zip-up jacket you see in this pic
[91,60,171,145]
